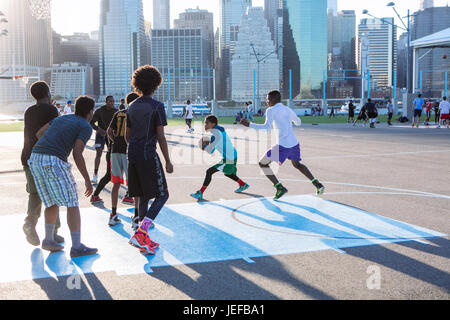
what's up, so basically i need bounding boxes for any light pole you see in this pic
[250,43,282,110]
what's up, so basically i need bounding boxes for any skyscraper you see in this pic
[153,0,170,30]
[420,0,434,10]
[231,7,280,101]
[0,0,52,102]
[358,18,397,89]
[282,0,328,99]
[327,0,337,16]
[99,0,147,99]
[218,0,252,99]
[151,29,211,102]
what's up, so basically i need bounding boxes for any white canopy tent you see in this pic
[411,28,450,95]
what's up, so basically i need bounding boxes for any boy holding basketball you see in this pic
[191,115,249,201]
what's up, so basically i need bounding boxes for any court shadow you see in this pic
[143,206,334,300]
[31,248,112,300]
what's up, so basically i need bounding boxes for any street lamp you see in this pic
[250,43,282,109]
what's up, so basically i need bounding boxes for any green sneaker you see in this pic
[312,179,325,195]
[235,183,250,193]
[190,191,203,200]
[274,184,288,200]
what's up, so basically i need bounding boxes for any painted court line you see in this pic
[0,194,445,284]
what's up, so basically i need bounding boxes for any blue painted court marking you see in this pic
[0,195,446,284]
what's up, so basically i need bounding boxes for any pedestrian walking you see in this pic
[387,100,394,126]
[246,101,255,122]
[425,99,432,126]
[348,100,356,123]
[437,96,450,129]
[412,93,425,128]
[183,100,196,133]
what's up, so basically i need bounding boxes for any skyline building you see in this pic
[153,0,170,30]
[53,32,100,96]
[99,0,147,99]
[50,63,94,99]
[282,0,328,99]
[0,0,52,103]
[420,0,434,10]
[151,28,211,102]
[327,0,338,16]
[218,0,252,99]
[358,17,397,89]
[231,7,280,102]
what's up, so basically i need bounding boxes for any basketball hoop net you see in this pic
[28,0,52,20]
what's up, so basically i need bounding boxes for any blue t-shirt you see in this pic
[414,98,425,110]
[126,96,167,162]
[32,114,93,162]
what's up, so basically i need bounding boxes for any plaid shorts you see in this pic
[28,153,79,208]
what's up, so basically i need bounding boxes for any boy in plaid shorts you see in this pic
[28,96,98,258]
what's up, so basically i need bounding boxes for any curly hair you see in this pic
[131,65,162,96]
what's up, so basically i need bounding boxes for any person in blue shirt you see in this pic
[412,93,425,128]
[191,115,250,201]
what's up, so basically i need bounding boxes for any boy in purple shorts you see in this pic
[241,90,325,200]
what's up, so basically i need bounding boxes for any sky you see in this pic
[51,0,450,36]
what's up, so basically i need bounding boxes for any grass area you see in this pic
[0,115,395,133]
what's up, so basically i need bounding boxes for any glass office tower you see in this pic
[99,0,147,99]
[282,0,328,98]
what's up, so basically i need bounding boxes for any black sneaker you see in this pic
[42,239,64,253]
[274,184,288,200]
[70,244,98,258]
[312,180,325,195]
[54,233,65,244]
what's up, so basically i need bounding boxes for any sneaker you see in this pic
[41,239,64,253]
[90,195,103,204]
[129,233,155,255]
[190,191,203,200]
[235,183,250,193]
[91,175,98,185]
[108,214,121,226]
[23,222,40,246]
[274,184,288,200]
[143,233,159,249]
[437,125,441,128]
[131,216,139,230]
[122,196,135,205]
[70,243,98,258]
[312,180,325,195]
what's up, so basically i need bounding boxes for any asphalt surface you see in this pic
[0,121,449,300]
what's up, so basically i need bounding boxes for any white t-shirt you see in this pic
[63,105,72,115]
[185,104,194,119]
[250,103,301,148]
[439,100,450,114]
[247,103,254,113]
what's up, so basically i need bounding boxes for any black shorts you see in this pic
[128,153,168,199]
[349,111,355,118]
[357,113,368,121]
[185,119,192,126]
[414,109,422,118]
[95,133,106,150]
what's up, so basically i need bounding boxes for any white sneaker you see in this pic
[91,175,98,184]
[108,214,121,226]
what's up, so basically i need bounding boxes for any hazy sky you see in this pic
[51,0,450,35]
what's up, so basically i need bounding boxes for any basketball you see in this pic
[198,136,210,150]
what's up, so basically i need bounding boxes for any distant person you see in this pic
[387,100,394,126]
[21,81,64,247]
[412,93,425,128]
[434,101,440,124]
[183,100,196,133]
[328,106,335,118]
[62,101,73,115]
[425,99,432,126]
[353,104,368,127]
[55,103,62,116]
[28,96,98,257]
[437,96,450,129]
[366,98,378,129]
[126,65,174,255]
[119,98,126,110]
[90,96,118,184]
[246,101,255,122]
[348,100,356,124]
